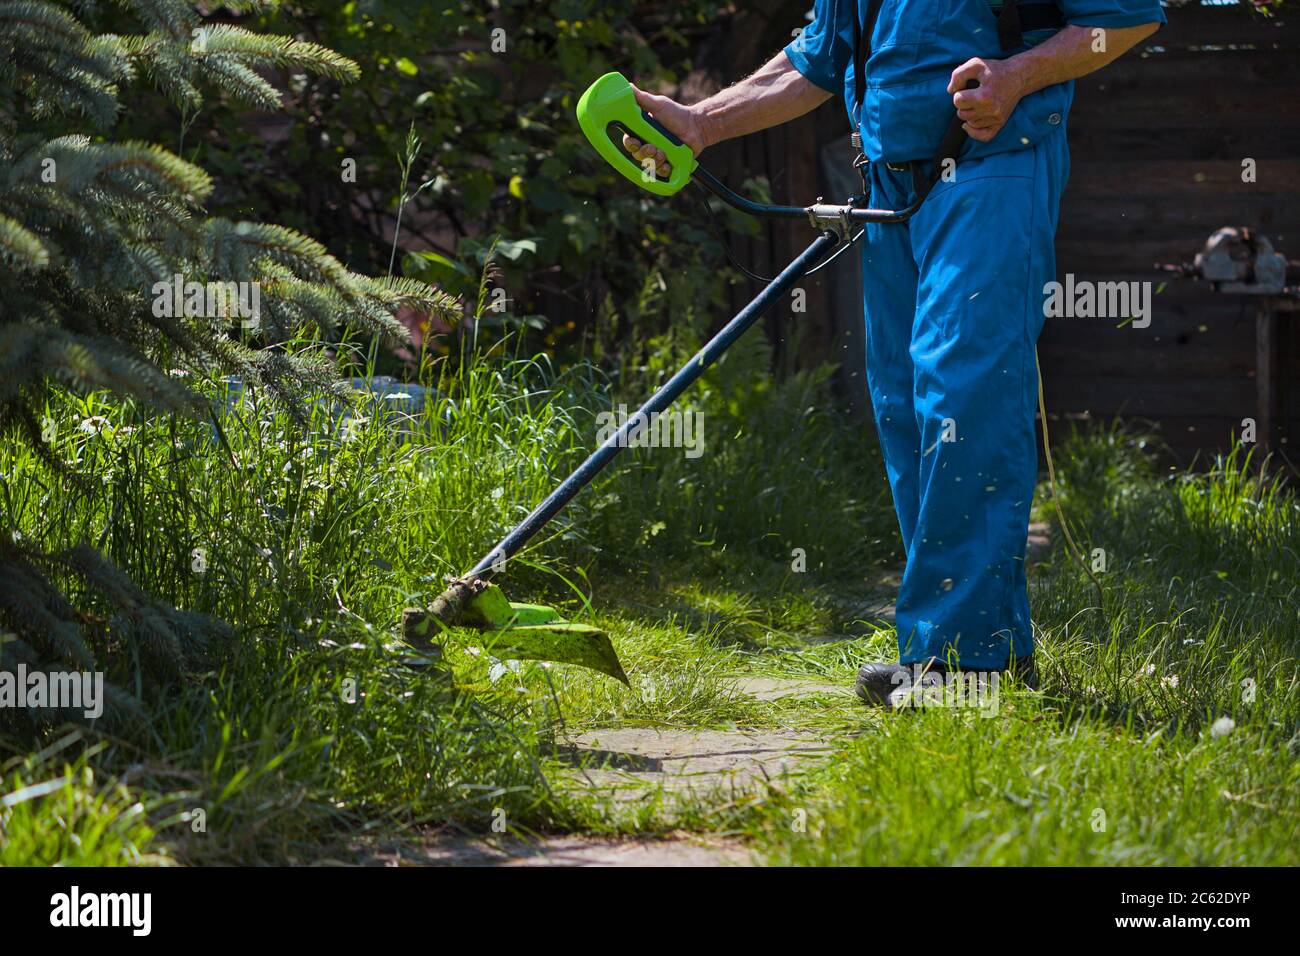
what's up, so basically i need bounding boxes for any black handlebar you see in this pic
[688,78,978,227]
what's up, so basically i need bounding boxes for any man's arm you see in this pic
[622,51,830,176]
[950,22,1161,142]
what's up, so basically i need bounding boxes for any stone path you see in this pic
[729,676,851,701]
[558,727,833,799]
[389,681,844,867]
[372,832,755,867]
[1027,521,1053,564]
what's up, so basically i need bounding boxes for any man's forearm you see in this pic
[691,51,832,149]
[1006,23,1161,97]
[624,51,829,171]
[951,21,1161,141]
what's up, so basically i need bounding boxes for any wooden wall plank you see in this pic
[1149,4,1294,48]
[1065,160,1300,196]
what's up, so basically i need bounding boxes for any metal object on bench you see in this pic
[1190,227,1292,295]
[1161,227,1300,464]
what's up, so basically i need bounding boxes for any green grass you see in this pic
[754,695,1299,865]
[2,341,1297,865]
[749,425,1300,865]
[1,344,606,862]
[1,735,165,866]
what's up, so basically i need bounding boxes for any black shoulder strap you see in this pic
[855,0,1064,186]
[997,0,1023,50]
[851,0,885,120]
[917,0,1065,198]
[998,1,1065,51]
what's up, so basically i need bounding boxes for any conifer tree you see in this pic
[0,0,455,721]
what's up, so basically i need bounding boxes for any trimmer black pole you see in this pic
[464,229,840,580]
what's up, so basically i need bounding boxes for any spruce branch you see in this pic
[0,212,49,268]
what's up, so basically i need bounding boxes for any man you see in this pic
[623,0,1164,705]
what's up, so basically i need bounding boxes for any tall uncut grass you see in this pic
[1,340,605,862]
[0,312,900,862]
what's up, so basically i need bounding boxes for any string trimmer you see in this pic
[403,71,971,683]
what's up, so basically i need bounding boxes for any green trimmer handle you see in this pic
[576,72,697,197]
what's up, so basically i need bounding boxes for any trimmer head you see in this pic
[403,579,628,685]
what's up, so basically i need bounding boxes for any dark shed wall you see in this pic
[1045,1,1299,466]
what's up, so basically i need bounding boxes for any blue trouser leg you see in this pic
[861,168,922,555]
[862,134,1068,669]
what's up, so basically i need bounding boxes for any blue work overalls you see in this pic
[785,0,1164,668]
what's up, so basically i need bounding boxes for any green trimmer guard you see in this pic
[403,581,628,685]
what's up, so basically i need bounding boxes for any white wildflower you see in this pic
[1209,717,1236,739]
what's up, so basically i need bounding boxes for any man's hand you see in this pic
[620,85,710,178]
[948,58,1025,143]
[948,24,1162,143]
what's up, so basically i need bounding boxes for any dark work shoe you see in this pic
[854,661,944,707]
[855,655,1037,708]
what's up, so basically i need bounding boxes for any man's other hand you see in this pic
[949,58,1026,143]
[620,84,708,178]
